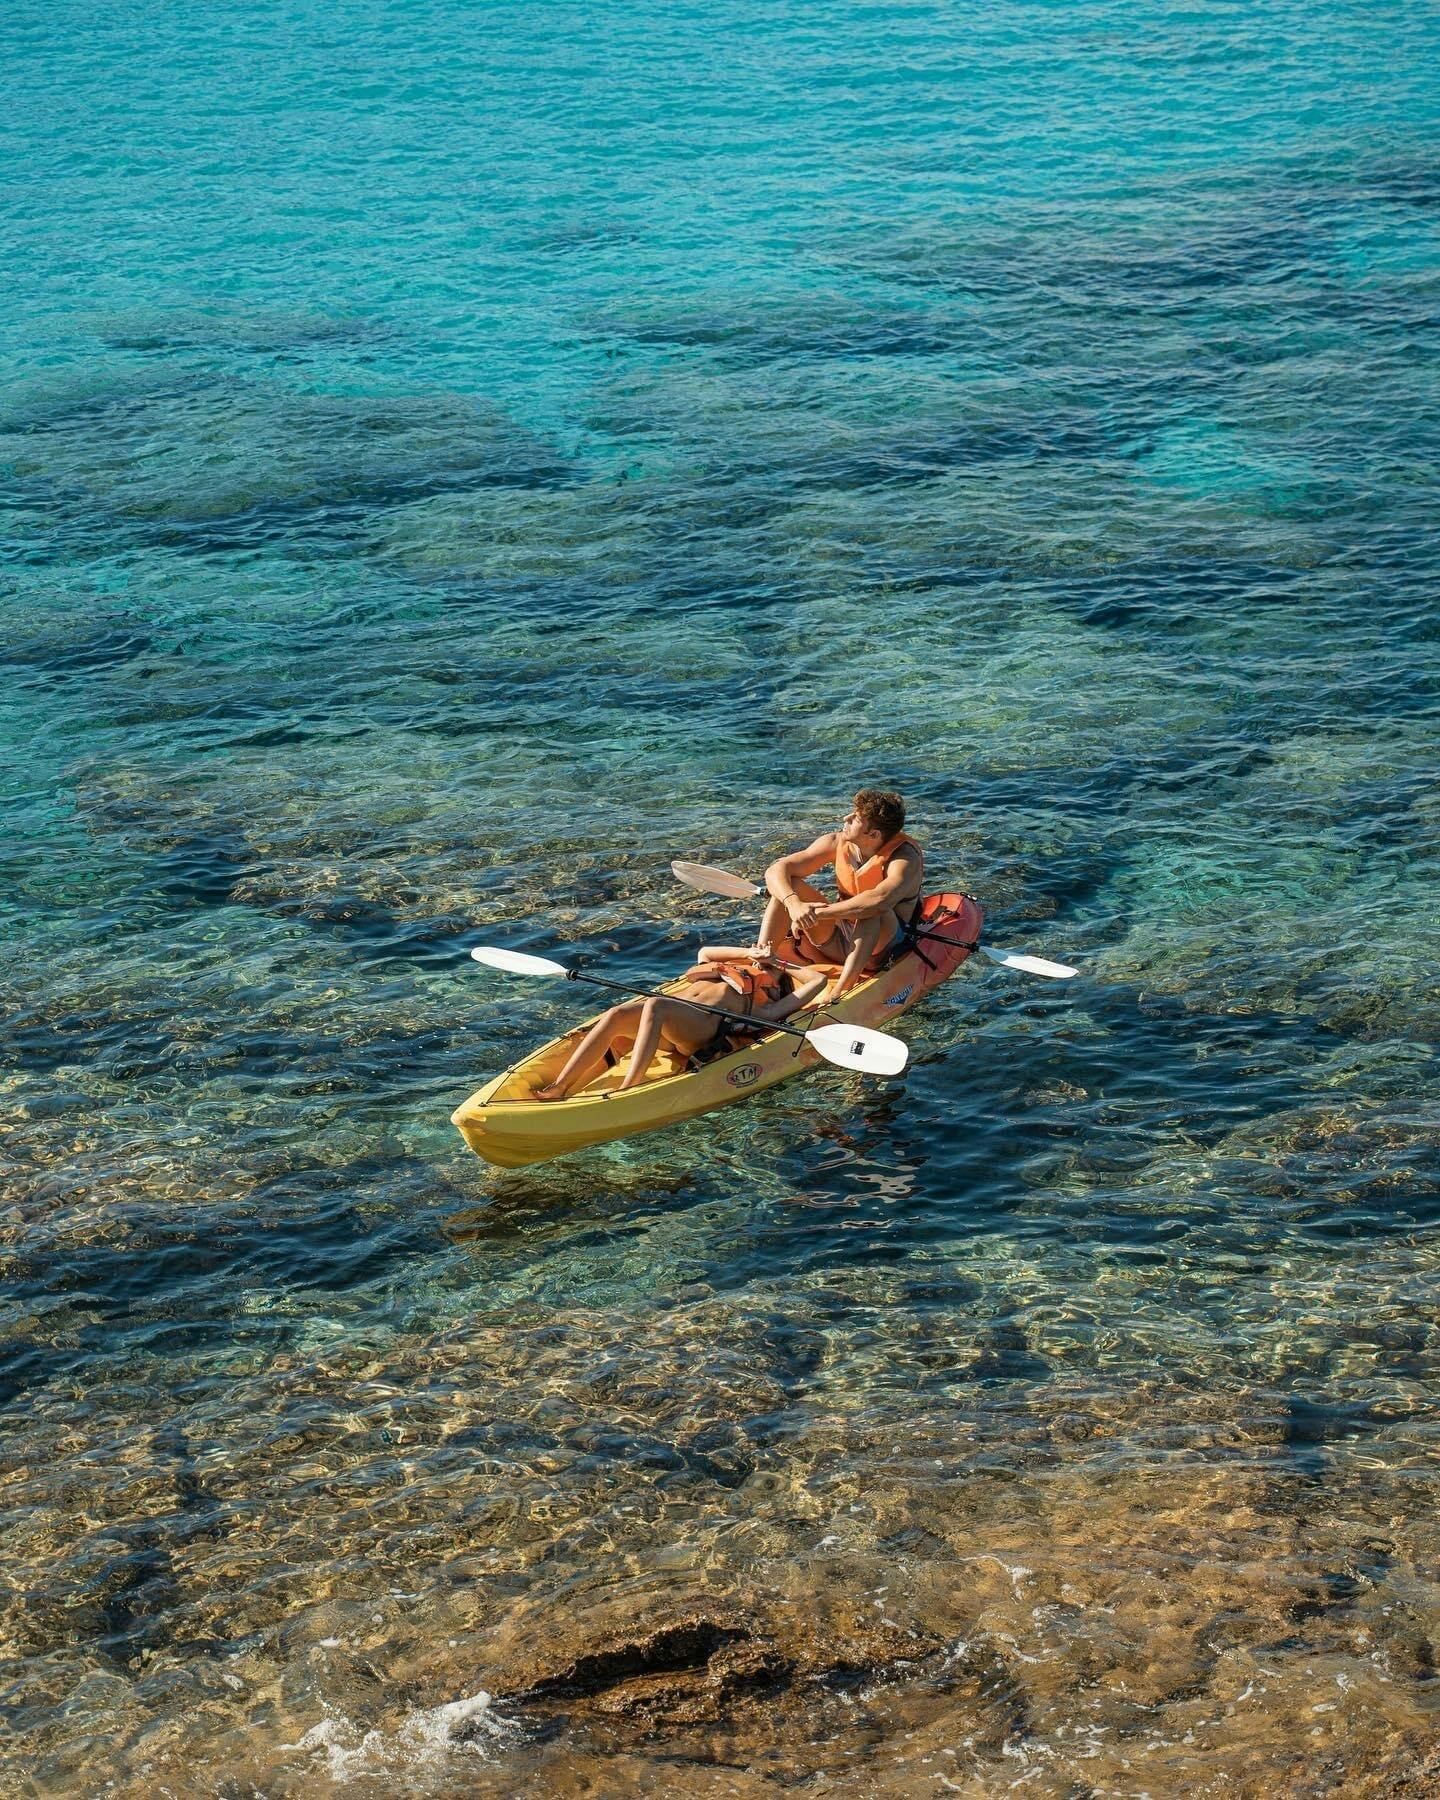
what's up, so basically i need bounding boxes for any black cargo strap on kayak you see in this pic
[883,898,933,971]
[888,893,980,971]
[785,1003,844,1059]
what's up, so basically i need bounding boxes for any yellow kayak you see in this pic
[452,893,983,1169]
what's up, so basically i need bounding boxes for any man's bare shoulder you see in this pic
[886,840,924,887]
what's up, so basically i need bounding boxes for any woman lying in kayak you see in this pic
[533,949,826,1101]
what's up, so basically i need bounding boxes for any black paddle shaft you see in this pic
[564,968,811,1043]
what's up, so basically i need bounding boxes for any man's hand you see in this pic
[788,896,823,933]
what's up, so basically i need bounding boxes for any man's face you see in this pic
[840,807,880,849]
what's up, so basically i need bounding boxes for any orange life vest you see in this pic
[717,958,790,1014]
[833,832,924,899]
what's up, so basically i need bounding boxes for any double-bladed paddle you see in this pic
[670,860,1079,981]
[469,946,910,1076]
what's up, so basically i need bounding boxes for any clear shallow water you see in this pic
[3,0,1439,1790]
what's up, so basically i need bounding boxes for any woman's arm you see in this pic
[757,971,826,1024]
[827,937,869,1003]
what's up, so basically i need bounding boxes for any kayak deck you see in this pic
[452,893,982,1169]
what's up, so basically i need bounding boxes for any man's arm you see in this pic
[764,833,837,901]
[765,833,838,935]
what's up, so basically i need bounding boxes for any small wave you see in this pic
[289,1689,520,1784]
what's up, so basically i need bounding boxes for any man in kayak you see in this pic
[533,949,825,1101]
[756,788,924,1001]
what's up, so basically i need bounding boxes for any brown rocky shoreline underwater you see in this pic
[9,1271,1438,1798]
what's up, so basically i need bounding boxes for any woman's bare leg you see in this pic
[618,996,724,1089]
[534,1003,640,1099]
[612,993,662,1087]
[616,997,667,1091]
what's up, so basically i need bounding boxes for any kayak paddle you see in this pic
[670,861,760,901]
[670,859,1079,980]
[469,946,910,1076]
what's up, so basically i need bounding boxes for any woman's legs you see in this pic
[616,997,719,1090]
[533,1002,641,1100]
[536,994,722,1099]
[615,997,665,1092]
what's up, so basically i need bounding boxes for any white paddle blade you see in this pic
[671,859,761,900]
[470,946,569,978]
[806,1022,909,1076]
[980,944,1078,980]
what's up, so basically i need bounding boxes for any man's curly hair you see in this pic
[853,788,905,839]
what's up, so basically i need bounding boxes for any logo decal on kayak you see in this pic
[727,1063,761,1088]
[884,985,914,1007]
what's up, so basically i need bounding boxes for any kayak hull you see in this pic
[452,893,982,1169]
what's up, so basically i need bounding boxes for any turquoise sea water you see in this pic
[4,0,1440,1790]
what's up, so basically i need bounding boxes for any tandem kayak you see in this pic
[451,892,983,1169]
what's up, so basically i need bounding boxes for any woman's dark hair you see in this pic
[853,788,905,839]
